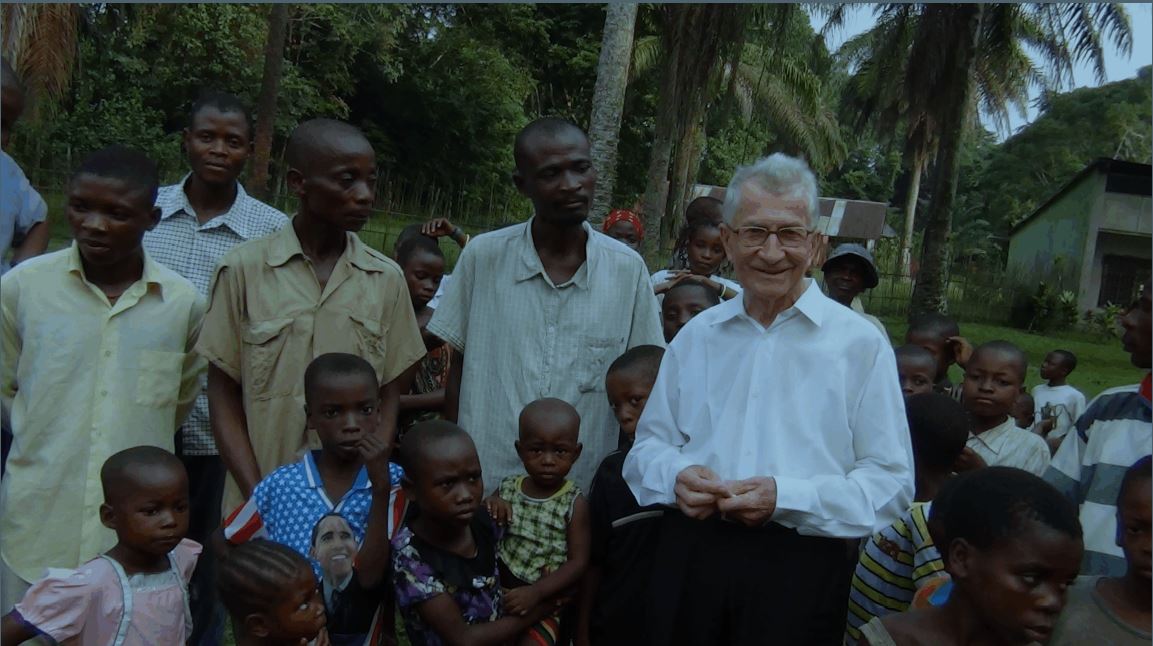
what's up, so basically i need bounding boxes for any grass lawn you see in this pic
[878,315,1138,400]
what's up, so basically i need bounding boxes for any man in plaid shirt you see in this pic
[142,90,287,645]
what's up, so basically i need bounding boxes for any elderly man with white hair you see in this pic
[623,153,913,644]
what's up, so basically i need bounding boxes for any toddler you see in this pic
[1,447,200,645]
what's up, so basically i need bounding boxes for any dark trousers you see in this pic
[644,512,852,646]
[177,434,227,646]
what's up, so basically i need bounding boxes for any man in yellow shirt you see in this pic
[198,119,424,513]
[0,146,206,612]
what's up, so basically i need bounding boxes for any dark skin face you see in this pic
[907,329,955,383]
[250,564,326,644]
[686,226,725,276]
[516,410,582,496]
[950,521,1083,645]
[1117,479,1153,582]
[513,128,595,228]
[897,355,937,399]
[406,436,485,530]
[183,106,251,187]
[288,132,377,232]
[605,370,655,440]
[402,248,445,311]
[605,220,640,251]
[662,285,716,343]
[1,81,24,149]
[1011,395,1035,430]
[67,174,160,272]
[100,463,190,574]
[1120,285,1152,369]
[1038,352,1071,383]
[306,373,381,465]
[962,349,1025,431]
[824,256,868,306]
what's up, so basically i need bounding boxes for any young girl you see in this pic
[601,209,643,252]
[859,467,1084,646]
[394,421,554,646]
[0,446,200,645]
[218,538,327,646]
[668,195,723,270]
[484,399,591,645]
[651,219,740,301]
[396,234,451,436]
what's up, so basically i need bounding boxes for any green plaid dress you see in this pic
[496,475,581,583]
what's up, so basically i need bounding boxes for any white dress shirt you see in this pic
[967,417,1051,476]
[624,279,913,539]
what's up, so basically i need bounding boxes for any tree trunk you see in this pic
[640,7,683,256]
[587,3,638,224]
[899,156,923,276]
[247,3,291,201]
[908,5,983,320]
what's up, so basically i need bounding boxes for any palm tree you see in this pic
[247,3,292,201]
[587,3,638,223]
[1,3,79,108]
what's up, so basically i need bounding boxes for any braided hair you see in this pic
[218,539,315,621]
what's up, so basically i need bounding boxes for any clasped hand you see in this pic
[674,465,777,527]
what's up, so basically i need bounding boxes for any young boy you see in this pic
[956,341,1050,476]
[197,119,425,514]
[1012,391,1036,430]
[895,345,937,399]
[223,353,404,569]
[905,313,969,400]
[1051,455,1151,644]
[0,146,205,612]
[1032,350,1087,452]
[577,345,666,645]
[845,393,969,643]
[661,281,720,343]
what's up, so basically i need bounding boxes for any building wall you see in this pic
[1006,172,1101,293]
[1099,192,1153,235]
[1083,230,1152,309]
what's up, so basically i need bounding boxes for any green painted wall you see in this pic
[1007,172,1102,291]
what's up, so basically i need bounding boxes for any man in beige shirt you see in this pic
[197,119,424,512]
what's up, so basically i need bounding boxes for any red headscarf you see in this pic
[603,209,644,241]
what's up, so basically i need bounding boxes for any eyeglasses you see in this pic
[729,225,811,249]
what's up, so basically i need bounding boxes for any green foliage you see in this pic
[1013,281,1081,333]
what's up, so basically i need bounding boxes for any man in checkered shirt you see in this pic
[142,90,287,645]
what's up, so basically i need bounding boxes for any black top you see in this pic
[587,450,666,644]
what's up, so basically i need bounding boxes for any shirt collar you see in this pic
[513,217,596,288]
[969,417,1016,455]
[302,450,374,491]
[158,174,266,240]
[66,242,167,298]
[709,278,826,330]
[264,220,383,273]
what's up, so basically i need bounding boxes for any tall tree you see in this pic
[1,3,79,107]
[587,3,638,222]
[247,3,291,200]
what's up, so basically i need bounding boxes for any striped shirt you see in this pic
[1045,378,1152,576]
[845,502,946,643]
[967,416,1051,476]
[144,177,288,455]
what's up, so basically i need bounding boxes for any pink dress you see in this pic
[13,539,201,646]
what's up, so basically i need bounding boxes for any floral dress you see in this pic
[391,510,503,646]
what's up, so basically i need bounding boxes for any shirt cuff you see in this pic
[771,475,815,520]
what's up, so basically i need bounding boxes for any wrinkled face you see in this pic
[406,436,484,528]
[687,225,725,276]
[906,330,953,382]
[184,106,250,187]
[1120,285,1151,369]
[1,82,24,149]
[962,349,1024,421]
[290,133,377,232]
[516,418,581,490]
[402,248,445,310]
[952,521,1082,645]
[514,128,595,227]
[102,464,190,558]
[265,565,326,643]
[605,370,655,440]
[720,184,815,305]
[897,355,937,399]
[67,174,159,269]
[306,373,381,464]
[662,284,716,343]
[1117,477,1152,582]
[312,515,359,583]
[605,220,640,251]
[824,256,868,306]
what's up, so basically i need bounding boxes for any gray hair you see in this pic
[721,153,820,229]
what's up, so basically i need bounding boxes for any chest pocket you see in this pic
[349,313,389,372]
[137,350,185,408]
[242,318,295,399]
[577,335,623,393]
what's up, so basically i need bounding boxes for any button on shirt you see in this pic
[0,151,48,275]
[624,280,914,538]
[144,176,289,455]
[196,223,426,512]
[1,246,206,581]
[426,220,664,490]
[966,417,1050,476]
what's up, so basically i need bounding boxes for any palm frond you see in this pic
[629,34,661,82]
[3,3,78,104]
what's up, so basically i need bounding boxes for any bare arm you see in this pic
[444,350,463,423]
[574,565,602,646]
[414,592,552,646]
[207,363,261,499]
[399,390,446,413]
[379,364,415,445]
[354,432,395,590]
[1,612,39,645]
[504,495,591,614]
[10,221,49,266]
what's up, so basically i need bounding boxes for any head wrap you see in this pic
[603,209,644,241]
